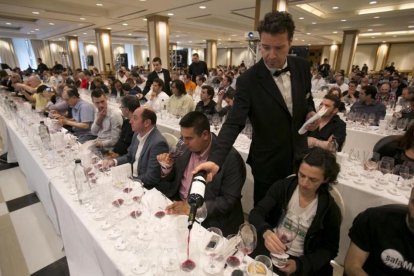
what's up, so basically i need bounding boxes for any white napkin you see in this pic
[298,107,328,135]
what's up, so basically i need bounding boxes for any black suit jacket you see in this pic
[143,68,171,96]
[210,57,314,189]
[157,135,246,236]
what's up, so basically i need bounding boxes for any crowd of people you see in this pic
[1,10,413,276]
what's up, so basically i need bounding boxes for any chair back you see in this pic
[373,135,402,158]
[162,132,178,151]
[329,186,345,222]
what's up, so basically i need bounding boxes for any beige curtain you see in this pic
[31,39,52,67]
[49,41,69,67]
[0,38,19,68]
[133,45,148,67]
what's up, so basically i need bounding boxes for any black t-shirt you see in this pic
[308,115,347,151]
[349,204,414,275]
[195,100,217,115]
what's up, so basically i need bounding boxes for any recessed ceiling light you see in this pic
[30,30,34,33]
[96,3,103,6]
[59,38,63,40]
[231,34,237,37]
[228,38,231,40]
[83,33,87,35]
[35,28,39,31]
[312,22,316,24]
[382,40,386,43]
[139,0,146,1]
[107,27,111,30]
[332,6,339,10]
[408,25,414,28]
[128,33,132,36]
[32,11,40,15]
[5,22,11,25]
[80,17,86,20]
[122,23,128,26]
[143,18,147,21]
[189,41,192,43]
[168,13,174,16]
[74,35,78,37]
[333,31,338,34]
[341,19,347,22]
[301,39,305,42]
[49,22,54,25]
[299,17,304,20]
[177,41,180,43]
[306,32,311,35]
[373,16,380,18]
[369,1,377,4]
[368,28,373,31]
[144,38,147,41]
[308,43,312,46]
[218,38,222,41]
[199,5,206,9]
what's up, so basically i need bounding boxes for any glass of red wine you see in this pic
[237,223,257,270]
[271,211,299,268]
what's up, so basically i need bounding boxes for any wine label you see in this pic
[190,176,206,196]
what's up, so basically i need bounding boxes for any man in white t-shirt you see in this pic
[144,78,170,112]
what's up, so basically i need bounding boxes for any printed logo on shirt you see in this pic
[381,249,414,272]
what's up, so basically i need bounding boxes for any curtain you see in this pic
[31,39,52,67]
[49,41,69,67]
[0,38,19,68]
[133,45,148,67]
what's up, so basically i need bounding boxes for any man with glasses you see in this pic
[56,86,96,143]
[194,11,315,205]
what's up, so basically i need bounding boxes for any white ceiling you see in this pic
[0,0,413,49]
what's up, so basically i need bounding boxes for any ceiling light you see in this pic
[32,11,40,14]
[143,18,147,21]
[49,22,55,25]
[59,38,63,40]
[83,33,87,35]
[30,30,34,33]
[332,6,339,10]
[306,32,311,35]
[199,6,206,9]
[35,28,39,31]
[231,34,237,37]
[308,44,312,46]
[5,22,11,25]
[408,25,414,28]
[312,22,317,24]
[373,16,380,18]
[301,39,305,42]
[167,13,174,16]
[96,3,103,6]
[107,27,112,30]
[218,38,222,41]
[128,33,132,36]
[369,1,377,4]
[341,19,347,22]
[333,31,338,34]
[382,41,386,43]
[122,23,128,26]
[368,28,373,31]
[299,17,304,20]
[139,0,146,1]
[360,32,382,36]
[80,17,86,20]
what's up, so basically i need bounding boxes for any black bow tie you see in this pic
[157,71,163,74]
[273,67,290,77]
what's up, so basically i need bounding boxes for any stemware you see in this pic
[271,212,299,269]
[377,159,393,185]
[212,114,221,132]
[195,202,208,235]
[203,227,224,275]
[397,118,408,132]
[237,223,257,269]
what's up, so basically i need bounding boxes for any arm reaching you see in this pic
[192,161,220,182]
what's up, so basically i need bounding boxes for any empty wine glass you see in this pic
[271,212,299,269]
[398,165,412,190]
[195,202,208,235]
[212,114,221,132]
[203,227,224,275]
[367,113,376,126]
[397,118,408,132]
[377,159,393,185]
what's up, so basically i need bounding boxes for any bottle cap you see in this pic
[40,120,44,124]
[75,159,81,164]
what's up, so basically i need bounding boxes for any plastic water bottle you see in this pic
[39,121,52,150]
[73,159,90,205]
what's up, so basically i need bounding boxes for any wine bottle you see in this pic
[187,170,207,230]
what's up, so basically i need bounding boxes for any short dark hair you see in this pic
[179,111,210,136]
[323,94,341,109]
[192,53,199,57]
[348,80,358,87]
[196,75,206,82]
[91,89,105,99]
[301,147,340,185]
[152,78,164,90]
[66,85,80,98]
[122,82,131,91]
[142,108,157,125]
[224,75,233,84]
[223,90,235,100]
[152,57,162,64]
[362,85,377,99]
[83,70,92,77]
[171,79,186,96]
[201,85,214,99]
[121,95,140,112]
[36,84,49,93]
[257,11,295,40]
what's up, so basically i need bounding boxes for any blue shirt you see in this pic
[350,100,386,125]
[71,99,95,137]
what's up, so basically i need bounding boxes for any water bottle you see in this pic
[73,159,90,205]
[39,121,52,150]
[187,170,207,230]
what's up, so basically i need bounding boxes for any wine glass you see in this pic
[225,234,243,270]
[398,165,412,190]
[271,212,299,269]
[195,202,208,235]
[169,138,185,160]
[203,227,224,275]
[237,223,257,269]
[397,118,408,132]
[367,113,376,126]
[161,247,180,272]
[212,114,221,132]
[377,159,393,185]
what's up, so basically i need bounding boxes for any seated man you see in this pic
[350,85,386,125]
[157,111,246,236]
[13,75,42,94]
[307,94,346,151]
[144,78,170,112]
[195,85,217,115]
[103,107,169,188]
[111,95,140,156]
[56,86,96,143]
[344,187,414,276]
[90,89,123,151]
[215,89,235,117]
[376,82,393,105]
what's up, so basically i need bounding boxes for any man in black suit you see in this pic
[142,57,171,96]
[188,53,208,82]
[157,112,246,236]
[194,11,315,205]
